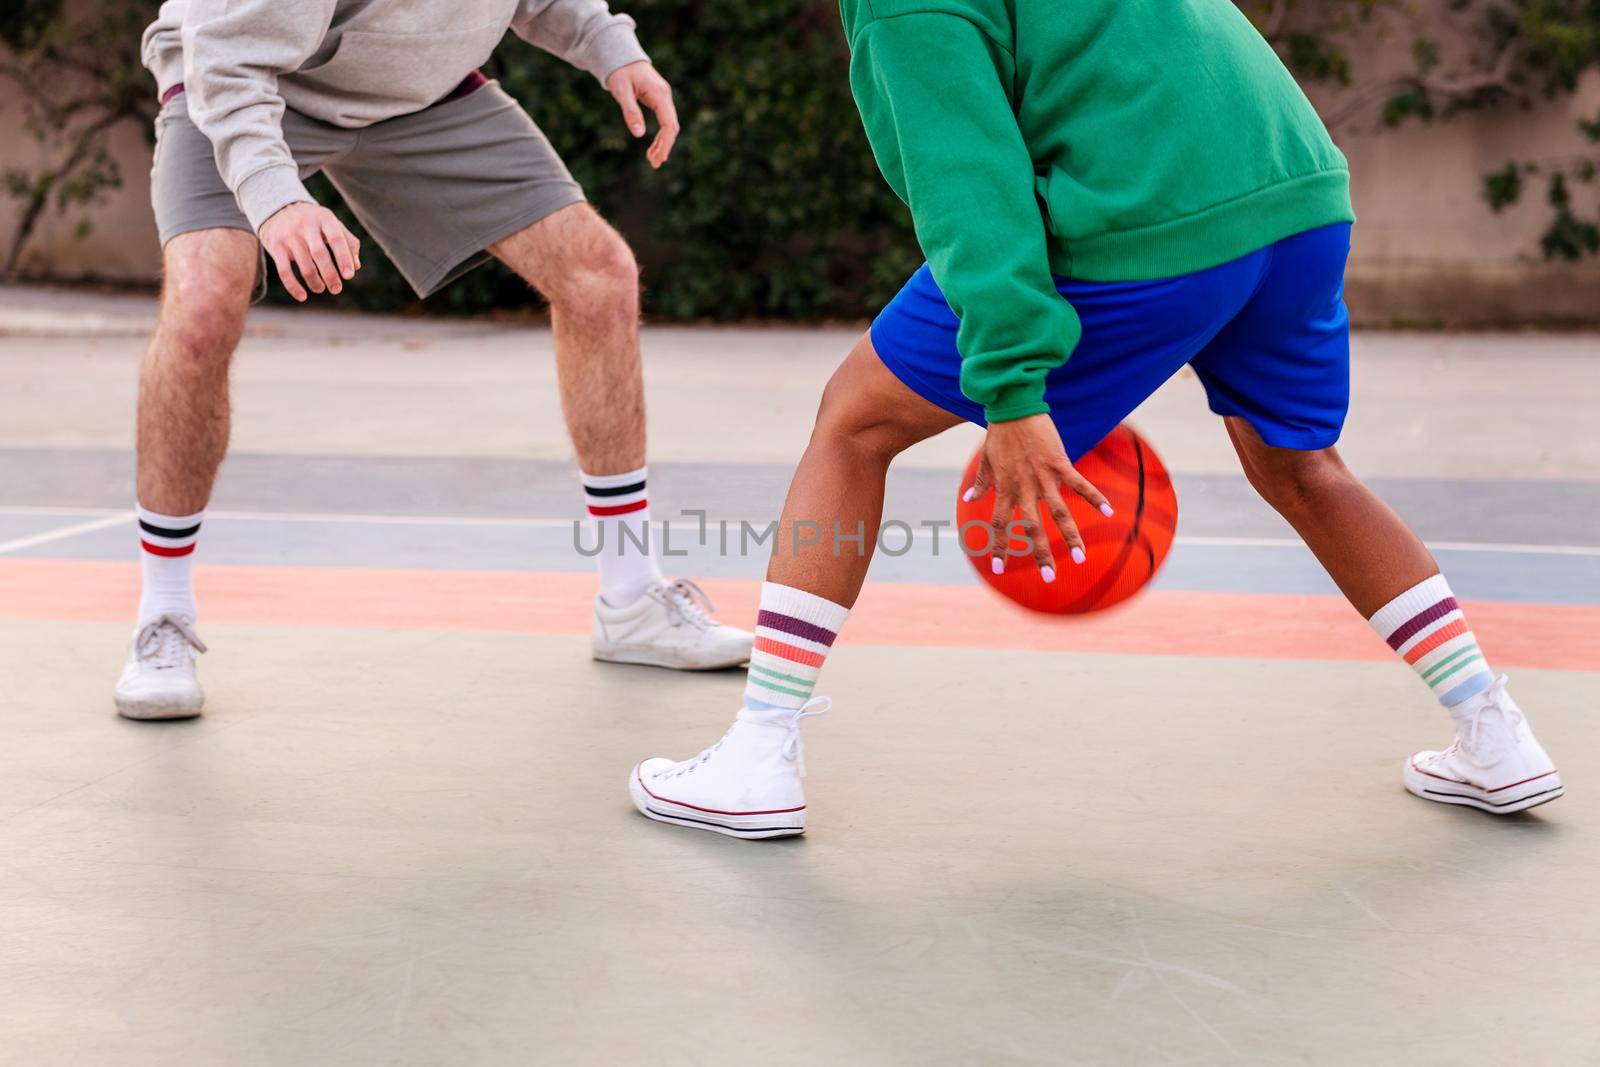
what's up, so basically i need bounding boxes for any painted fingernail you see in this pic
[1071,547,1086,565]
[991,557,1004,575]
[1040,566,1056,584]
[1099,503,1115,517]
[962,487,978,503]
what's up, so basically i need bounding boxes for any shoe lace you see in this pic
[1453,676,1522,765]
[666,733,729,779]
[666,696,833,780]
[741,696,832,778]
[651,578,717,631]
[133,614,207,670]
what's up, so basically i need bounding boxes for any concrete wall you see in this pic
[1332,70,1600,327]
[4,40,1599,325]
[1,115,161,283]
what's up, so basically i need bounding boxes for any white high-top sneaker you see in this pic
[1403,676,1563,814]
[629,698,831,838]
[114,614,208,721]
[593,578,752,670]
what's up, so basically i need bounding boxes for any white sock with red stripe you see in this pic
[137,504,204,622]
[1369,574,1496,708]
[581,466,664,607]
[745,583,850,711]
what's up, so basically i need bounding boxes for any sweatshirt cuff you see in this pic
[236,164,314,232]
[579,20,650,85]
[982,386,1051,424]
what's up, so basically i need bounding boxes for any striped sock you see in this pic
[137,504,204,622]
[745,583,850,710]
[581,466,663,607]
[1369,574,1496,707]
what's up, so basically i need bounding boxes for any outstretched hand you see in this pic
[963,414,1113,581]
[258,201,360,301]
[605,60,680,168]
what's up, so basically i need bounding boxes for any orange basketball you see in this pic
[955,423,1177,614]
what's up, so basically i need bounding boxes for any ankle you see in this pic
[1368,575,1495,708]
[1447,675,1512,719]
[744,583,849,710]
[137,503,203,626]
[738,704,801,728]
[138,604,197,626]
[581,466,665,608]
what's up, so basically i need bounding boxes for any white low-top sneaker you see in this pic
[629,698,831,838]
[114,614,208,721]
[593,578,752,670]
[1404,676,1563,814]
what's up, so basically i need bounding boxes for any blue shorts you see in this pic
[871,223,1353,460]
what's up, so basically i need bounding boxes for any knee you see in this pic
[810,354,921,465]
[547,223,639,319]
[1244,448,1351,517]
[159,272,249,367]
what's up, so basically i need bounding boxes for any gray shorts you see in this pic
[150,82,586,298]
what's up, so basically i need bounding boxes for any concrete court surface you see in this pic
[1,283,1598,1064]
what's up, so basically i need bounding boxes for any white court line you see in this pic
[211,508,568,529]
[1,506,1597,557]
[1177,535,1600,558]
[0,505,558,529]
[0,511,136,555]
[0,505,127,517]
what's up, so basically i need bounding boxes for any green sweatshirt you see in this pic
[840,0,1355,423]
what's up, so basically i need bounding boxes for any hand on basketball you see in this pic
[259,202,361,302]
[963,414,1113,581]
[606,61,679,168]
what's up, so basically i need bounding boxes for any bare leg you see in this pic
[490,204,645,476]
[137,229,258,513]
[1229,417,1566,811]
[1225,417,1437,616]
[766,335,963,606]
[628,337,960,835]
[492,204,755,662]
[117,228,256,720]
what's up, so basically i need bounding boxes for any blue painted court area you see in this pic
[4,455,1598,605]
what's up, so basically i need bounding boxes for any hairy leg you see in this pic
[1226,417,1438,616]
[137,229,258,514]
[490,204,644,476]
[766,335,963,606]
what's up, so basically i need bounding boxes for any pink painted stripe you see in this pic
[0,560,1595,671]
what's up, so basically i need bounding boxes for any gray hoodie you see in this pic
[142,0,648,230]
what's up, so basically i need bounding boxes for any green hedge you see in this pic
[290,0,921,318]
